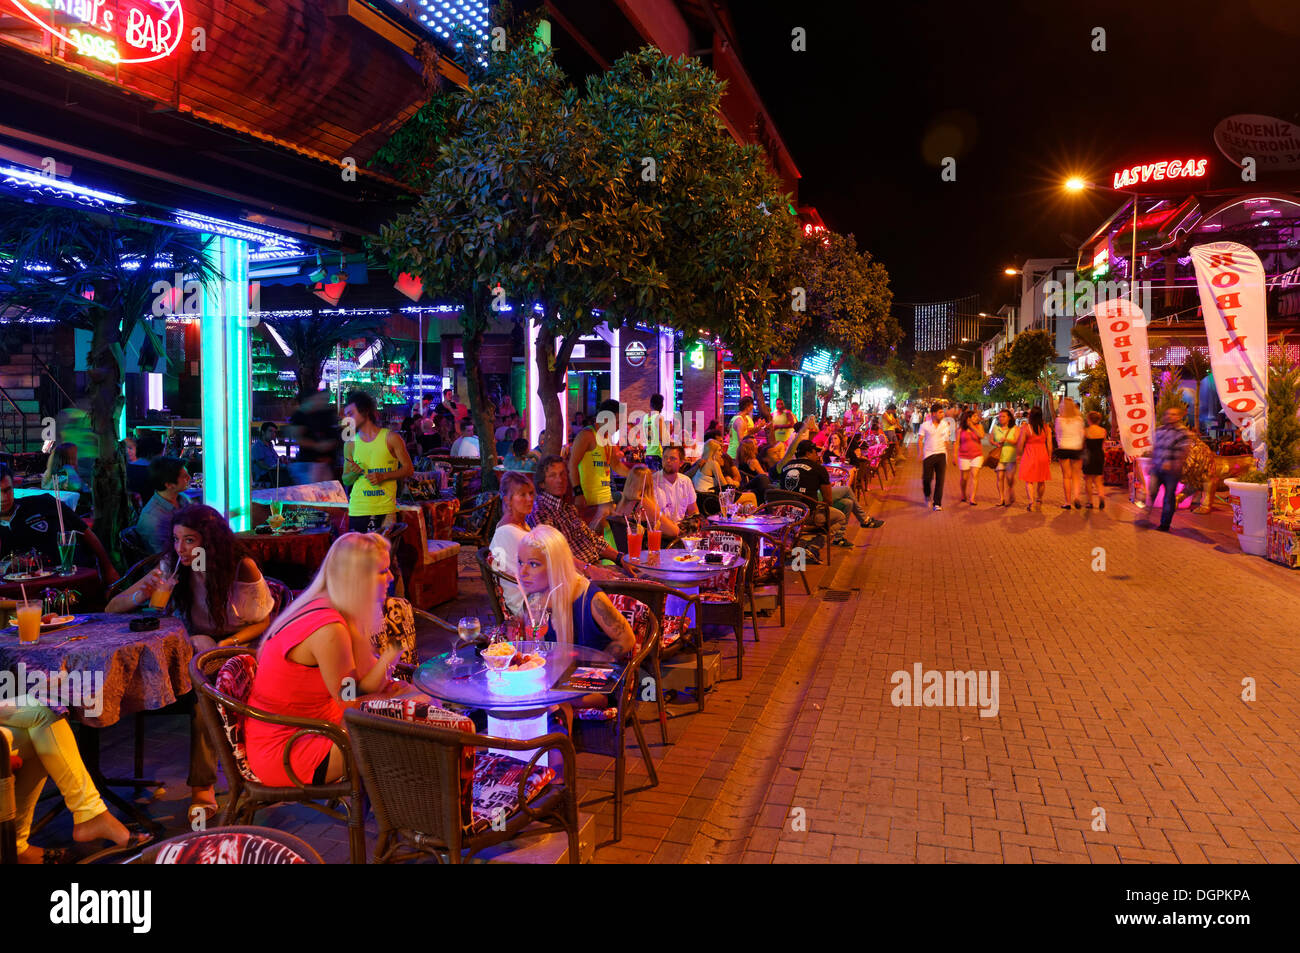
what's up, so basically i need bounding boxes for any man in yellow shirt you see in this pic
[569,398,630,530]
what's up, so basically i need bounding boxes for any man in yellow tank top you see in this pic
[568,398,629,530]
[343,390,415,534]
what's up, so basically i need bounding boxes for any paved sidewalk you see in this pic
[659,454,1300,863]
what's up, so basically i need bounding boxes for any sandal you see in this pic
[188,794,219,823]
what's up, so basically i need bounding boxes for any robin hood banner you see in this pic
[1095,298,1156,459]
[1190,242,1269,468]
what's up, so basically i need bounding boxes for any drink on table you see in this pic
[627,525,642,559]
[16,600,42,644]
[150,563,177,610]
[647,526,662,551]
[57,531,77,576]
[452,616,481,663]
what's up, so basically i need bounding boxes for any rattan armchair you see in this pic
[475,545,516,624]
[190,647,367,864]
[567,605,662,843]
[724,525,793,629]
[344,709,580,864]
[452,493,500,549]
[756,500,813,595]
[689,532,758,679]
[763,489,832,564]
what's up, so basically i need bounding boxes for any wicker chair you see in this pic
[344,709,580,864]
[566,604,662,843]
[598,578,707,737]
[452,493,500,549]
[764,489,832,564]
[475,546,516,624]
[119,526,153,567]
[124,825,324,864]
[724,526,792,629]
[190,647,367,864]
[756,500,813,595]
[691,532,758,679]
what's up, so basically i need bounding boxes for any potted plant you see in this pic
[1225,341,1300,555]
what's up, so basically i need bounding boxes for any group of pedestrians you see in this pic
[916,398,1111,512]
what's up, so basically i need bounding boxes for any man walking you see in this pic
[918,403,950,510]
[1148,405,1193,532]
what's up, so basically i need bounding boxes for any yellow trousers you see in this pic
[0,703,108,854]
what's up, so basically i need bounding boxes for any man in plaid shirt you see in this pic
[1148,404,1193,532]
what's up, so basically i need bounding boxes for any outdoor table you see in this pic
[706,514,798,534]
[0,565,103,607]
[624,549,747,625]
[237,526,332,589]
[414,639,616,763]
[0,612,191,831]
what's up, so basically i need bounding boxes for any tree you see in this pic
[784,230,897,418]
[266,310,386,401]
[1262,339,1300,478]
[0,203,216,563]
[952,366,986,404]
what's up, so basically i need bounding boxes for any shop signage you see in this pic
[625,341,647,367]
[1111,157,1207,190]
[1095,298,1155,458]
[5,0,186,66]
[1213,114,1300,172]
[1189,242,1269,468]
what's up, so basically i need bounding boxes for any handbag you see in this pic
[982,449,1000,470]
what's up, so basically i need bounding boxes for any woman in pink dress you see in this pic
[1016,407,1054,510]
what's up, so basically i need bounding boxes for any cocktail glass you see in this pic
[57,531,77,576]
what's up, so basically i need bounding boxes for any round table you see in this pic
[706,514,798,535]
[624,550,746,626]
[0,612,191,728]
[415,640,616,762]
[237,527,332,589]
[0,566,104,607]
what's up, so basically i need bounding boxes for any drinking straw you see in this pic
[54,475,66,537]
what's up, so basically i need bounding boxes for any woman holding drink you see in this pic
[612,465,679,543]
[107,504,274,818]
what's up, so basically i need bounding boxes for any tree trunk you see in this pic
[534,318,574,458]
[819,359,844,420]
[87,307,128,565]
[739,368,770,418]
[460,307,499,492]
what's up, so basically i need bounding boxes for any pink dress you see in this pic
[1018,427,1050,482]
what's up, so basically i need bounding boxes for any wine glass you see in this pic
[529,608,552,659]
[451,616,481,663]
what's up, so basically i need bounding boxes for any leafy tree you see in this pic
[1262,339,1300,478]
[0,203,216,563]
[784,230,897,418]
[952,366,986,404]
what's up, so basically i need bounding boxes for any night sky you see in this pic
[729,0,1300,309]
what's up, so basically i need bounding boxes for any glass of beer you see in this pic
[16,600,42,644]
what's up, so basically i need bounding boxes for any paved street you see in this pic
[603,453,1300,863]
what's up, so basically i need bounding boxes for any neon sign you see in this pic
[1111,157,1207,190]
[7,0,186,66]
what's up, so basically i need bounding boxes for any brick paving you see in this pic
[34,450,1300,863]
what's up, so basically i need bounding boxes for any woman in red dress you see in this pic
[1016,407,1054,511]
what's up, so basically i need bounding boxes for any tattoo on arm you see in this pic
[592,593,635,646]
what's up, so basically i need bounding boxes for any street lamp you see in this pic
[1003,267,1021,276]
[1063,176,1139,303]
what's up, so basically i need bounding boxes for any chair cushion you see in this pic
[576,707,619,721]
[661,615,685,648]
[154,831,311,864]
[468,753,556,834]
[374,597,419,667]
[453,493,497,539]
[425,539,461,565]
[213,654,259,783]
[403,477,444,502]
[419,499,460,540]
[605,594,651,645]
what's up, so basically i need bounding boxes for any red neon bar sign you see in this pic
[1111,157,1207,190]
[6,0,185,65]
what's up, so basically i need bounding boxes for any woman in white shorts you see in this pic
[956,410,987,505]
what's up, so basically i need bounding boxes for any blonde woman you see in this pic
[692,438,757,506]
[613,464,679,539]
[1054,398,1085,509]
[488,470,536,617]
[245,533,417,787]
[515,525,635,661]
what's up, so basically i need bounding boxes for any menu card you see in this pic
[553,664,619,692]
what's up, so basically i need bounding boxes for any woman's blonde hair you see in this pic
[263,532,391,645]
[619,464,652,509]
[1059,397,1081,418]
[515,524,587,647]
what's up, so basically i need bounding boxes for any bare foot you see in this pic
[73,809,132,847]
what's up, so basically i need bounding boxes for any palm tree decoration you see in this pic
[264,310,386,400]
[0,202,218,560]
